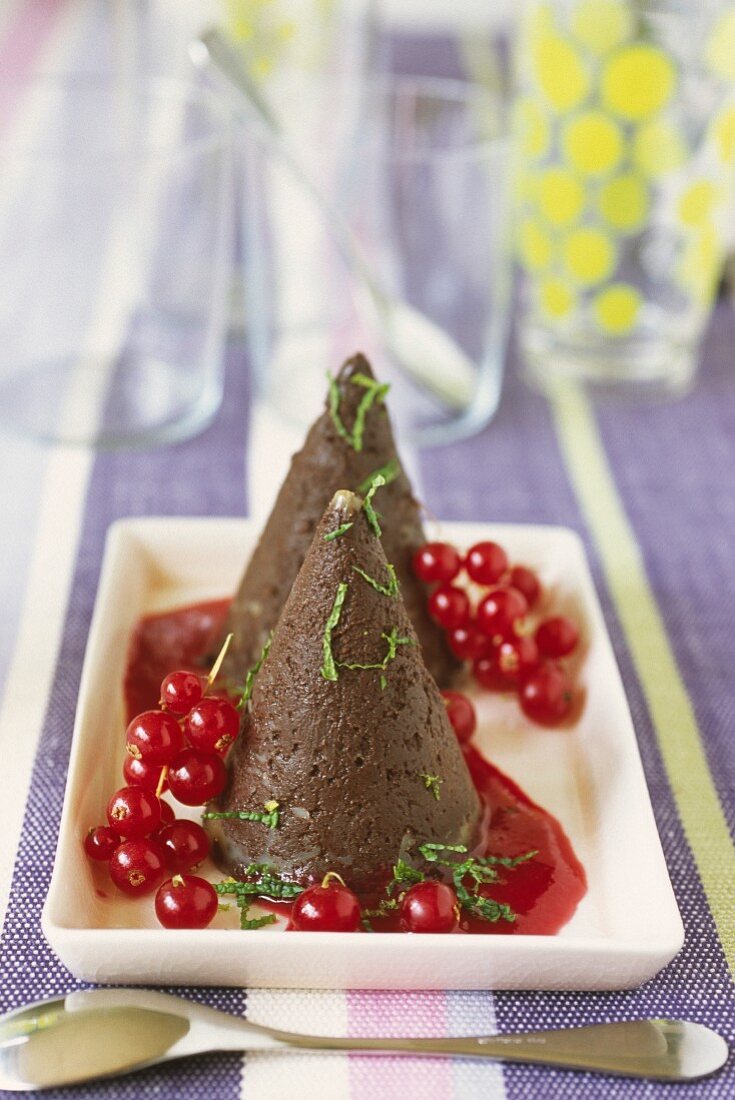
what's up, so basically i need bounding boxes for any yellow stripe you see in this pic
[549,381,735,975]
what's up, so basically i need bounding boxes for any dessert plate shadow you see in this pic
[42,518,683,990]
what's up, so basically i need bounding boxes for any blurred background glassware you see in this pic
[242,71,512,446]
[0,74,234,447]
[513,0,735,400]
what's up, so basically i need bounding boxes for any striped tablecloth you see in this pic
[0,3,733,1098]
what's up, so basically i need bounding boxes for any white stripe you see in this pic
[242,989,350,1100]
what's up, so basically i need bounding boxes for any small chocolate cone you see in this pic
[208,490,481,890]
[216,354,459,688]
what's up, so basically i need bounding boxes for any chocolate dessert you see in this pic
[207,489,482,890]
[215,354,459,688]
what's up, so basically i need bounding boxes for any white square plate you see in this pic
[42,518,683,990]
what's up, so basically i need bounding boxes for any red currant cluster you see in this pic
[84,668,241,928]
[413,540,580,727]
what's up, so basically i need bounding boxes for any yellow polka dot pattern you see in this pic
[514,0,734,339]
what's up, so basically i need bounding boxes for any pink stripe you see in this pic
[347,990,454,1099]
[0,0,69,131]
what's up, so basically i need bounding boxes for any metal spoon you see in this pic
[0,988,728,1090]
[190,27,479,413]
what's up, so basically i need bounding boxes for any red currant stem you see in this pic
[321,871,347,889]
[155,766,168,799]
[206,632,234,691]
[171,874,185,887]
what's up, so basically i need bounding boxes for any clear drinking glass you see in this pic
[514,0,735,399]
[243,75,512,446]
[0,76,234,446]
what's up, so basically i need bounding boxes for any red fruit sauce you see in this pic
[124,600,587,936]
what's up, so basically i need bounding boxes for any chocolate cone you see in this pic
[216,354,459,688]
[207,490,481,890]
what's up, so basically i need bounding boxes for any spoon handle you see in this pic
[266,1019,727,1081]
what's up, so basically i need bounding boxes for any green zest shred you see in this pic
[419,773,443,801]
[358,458,399,495]
[327,372,390,453]
[338,625,414,674]
[362,474,385,537]
[216,866,305,902]
[203,800,280,829]
[323,522,353,542]
[352,562,399,598]
[237,633,273,710]
[321,582,348,681]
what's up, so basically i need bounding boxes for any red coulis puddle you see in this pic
[124,600,587,935]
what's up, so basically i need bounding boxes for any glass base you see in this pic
[520,326,700,403]
[0,356,223,448]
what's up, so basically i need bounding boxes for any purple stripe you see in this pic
[418,336,735,1098]
[0,344,251,1099]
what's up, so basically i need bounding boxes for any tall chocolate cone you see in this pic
[207,490,481,890]
[216,354,459,688]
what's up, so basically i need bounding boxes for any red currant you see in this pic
[290,873,361,932]
[158,799,176,828]
[123,755,169,792]
[446,624,490,662]
[473,654,512,692]
[167,749,227,805]
[400,880,459,933]
[160,670,205,715]
[186,698,240,756]
[412,542,461,584]
[126,710,184,766]
[427,585,470,630]
[508,565,541,608]
[496,635,540,685]
[441,690,477,743]
[535,616,579,659]
[159,820,210,872]
[106,786,161,838]
[465,541,508,586]
[83,825,119,861]
[519,664,574,726]
[477,586,528,640]
[155,875,218,929]
[109,838,166,896]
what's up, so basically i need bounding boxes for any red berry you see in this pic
[496,635,540,685]
[158,799,176,828]
[159,820,210,872]
[109,838,166,896]
[160,670,205,715]
[400,880,459,933]
[465,541,508,586]
[290,873,361,932]
[412,542,461,584]
[186,697,240,756]
[519,664,574,726]
[123,755,169,792]
[441,691,476,743]
[106,786,161,838]
[535,616,579,659]
[83,825,119,861]
[446,624,490,662]
[508,565,541,608]
[477,586,528,640]
[427,585,470,630]
[167,749,227,805]
[473,654,512,692]
[155,874,218,929]
[126,710,184,766]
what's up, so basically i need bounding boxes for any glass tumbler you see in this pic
[0,77,234,446]
[514,0,735,399]
[243,75,512,446]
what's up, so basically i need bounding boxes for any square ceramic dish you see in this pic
[42,518,683,989]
